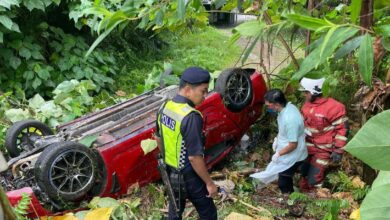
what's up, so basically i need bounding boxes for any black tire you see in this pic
[5,120,54,157]
[215,68,253,112]
[34,141,98,202]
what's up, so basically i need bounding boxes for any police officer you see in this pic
[155,67,218,220]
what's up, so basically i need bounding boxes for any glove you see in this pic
[330,152,343,163]
[272,137,278,152]
[272,152,280,163]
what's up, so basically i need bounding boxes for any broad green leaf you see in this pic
[23,0,45,11]
[221,0,237,11]
[54,80,78,95]
[334,35,363,60]
[319,26,338,60]
[382,37,390,52]
[79,134,98,147]
[32,77,42,89]
[154,9,164,26]
[192,0,202,10]
[0,0,19,9]
[23,71,34,80]
[5,109,31,122]
[350,0,362,24]
[358,34,373,87]
[233,20,265,37]
[0,31,3,43]
[40,101,62,118]
[29,94,45,109]
[19,47,31,59]
[285,14,333,31]
[345,110,390,170]
[83,6,112,17]
[360,171,390,219]
[228,32,241,46]
[293,27,358,80]
[177,0,186,20]
[214,0,227,9]
[101,10,127,33]
[88,197,120,209]
[36,68,50,80]
[0,15,13,30]
[371,171,390,189]
[85,20,122,57]
[377,24,390,37]
[140,138,158,154]
[242,34,260,65]
[9,56,21,69]
[11,23,20,32]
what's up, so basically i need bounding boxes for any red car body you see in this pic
[4,69,266,217]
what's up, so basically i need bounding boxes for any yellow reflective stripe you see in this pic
[335,134,347,141]
[316,159,329,166]
[332,117,348,126]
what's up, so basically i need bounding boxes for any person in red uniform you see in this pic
[298,77,349,191]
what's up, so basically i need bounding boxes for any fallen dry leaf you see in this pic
[214,179,235,193]
[85,207,113,220]
[115,90,126,97]
[126,182,140,195]
[250,153,261,162]
[225,212,254,220]
[351,176,365,189]
[41,215,78,220]
[316,188,331,198]
[350,208,360,220]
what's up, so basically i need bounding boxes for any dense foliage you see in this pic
[346,110,390,219]
[0,0,240,152]
[227,0,390,92]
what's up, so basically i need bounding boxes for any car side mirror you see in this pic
[0,152,8,172]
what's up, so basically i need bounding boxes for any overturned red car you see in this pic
[0,68,266,217]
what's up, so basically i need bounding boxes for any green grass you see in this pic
[113,27,241,94]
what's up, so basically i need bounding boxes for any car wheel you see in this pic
[34,141,97,202]
[5,120,54,157]
[215,68,253,112]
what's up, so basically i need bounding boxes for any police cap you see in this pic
[180,67,210,84]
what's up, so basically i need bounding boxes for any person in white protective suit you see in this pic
[250,89,308,194]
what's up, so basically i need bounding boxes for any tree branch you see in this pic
[262,11,300,69]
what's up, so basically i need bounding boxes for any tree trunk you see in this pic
[359,0,377,184]
[305,0,314,57]
[360,0,374,32]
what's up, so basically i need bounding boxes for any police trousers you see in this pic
[168,169,217,220]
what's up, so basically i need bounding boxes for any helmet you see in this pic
[299,77,325,95]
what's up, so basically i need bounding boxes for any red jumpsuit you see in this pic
[299,97,349,190]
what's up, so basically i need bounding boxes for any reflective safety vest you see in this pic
[157,100,202,169]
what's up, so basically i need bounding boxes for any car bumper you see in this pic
[6,187,51,217]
